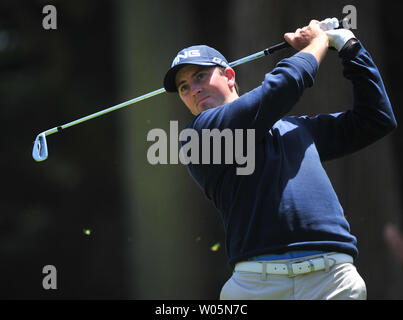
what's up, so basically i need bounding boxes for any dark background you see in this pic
[1,0,402,299]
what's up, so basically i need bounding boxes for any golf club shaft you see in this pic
[228,42,290,68]
[42,87,166,137]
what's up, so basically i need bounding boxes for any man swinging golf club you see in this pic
[163,18,397,300]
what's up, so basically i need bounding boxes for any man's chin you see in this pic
[197,103,218,114]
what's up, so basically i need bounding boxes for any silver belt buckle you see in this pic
[291,259,316,276]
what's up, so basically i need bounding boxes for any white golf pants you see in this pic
[220,261,367,300]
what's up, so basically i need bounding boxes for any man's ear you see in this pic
[224,67,236,89]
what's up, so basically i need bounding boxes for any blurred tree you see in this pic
[0,0,128,299]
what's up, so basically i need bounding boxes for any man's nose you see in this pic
[191,83,202,96]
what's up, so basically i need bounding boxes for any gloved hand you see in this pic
[326,29,357,51]
[319,17,357,52]
[319,17,340,31]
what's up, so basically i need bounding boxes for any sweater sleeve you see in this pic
[190,52,318,142]
[302,41,397,161]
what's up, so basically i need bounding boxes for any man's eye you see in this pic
[197,73,206,80]
[179,84,189,93]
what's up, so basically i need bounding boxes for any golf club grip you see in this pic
[267,18,346,55]
[266,42,291,54]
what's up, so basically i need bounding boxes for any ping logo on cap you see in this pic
[172,49,201,67]
[212,57,228,67]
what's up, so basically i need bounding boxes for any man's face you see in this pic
[175,65,237,116]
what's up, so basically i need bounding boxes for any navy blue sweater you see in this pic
[183,42,396,266]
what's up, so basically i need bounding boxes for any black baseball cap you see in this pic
[163,45,230,93]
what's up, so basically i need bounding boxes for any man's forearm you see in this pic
[300,38,329,65]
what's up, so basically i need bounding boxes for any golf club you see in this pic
[32,18,346,162]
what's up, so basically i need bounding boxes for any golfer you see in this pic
[163,19,396,300]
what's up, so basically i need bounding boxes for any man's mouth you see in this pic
[197,96,209,106]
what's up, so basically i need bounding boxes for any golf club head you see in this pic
[32,133,48,162]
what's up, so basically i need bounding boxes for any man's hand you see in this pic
[284,20,329,51]
[284,20,329,65]
[326,29,357,52]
